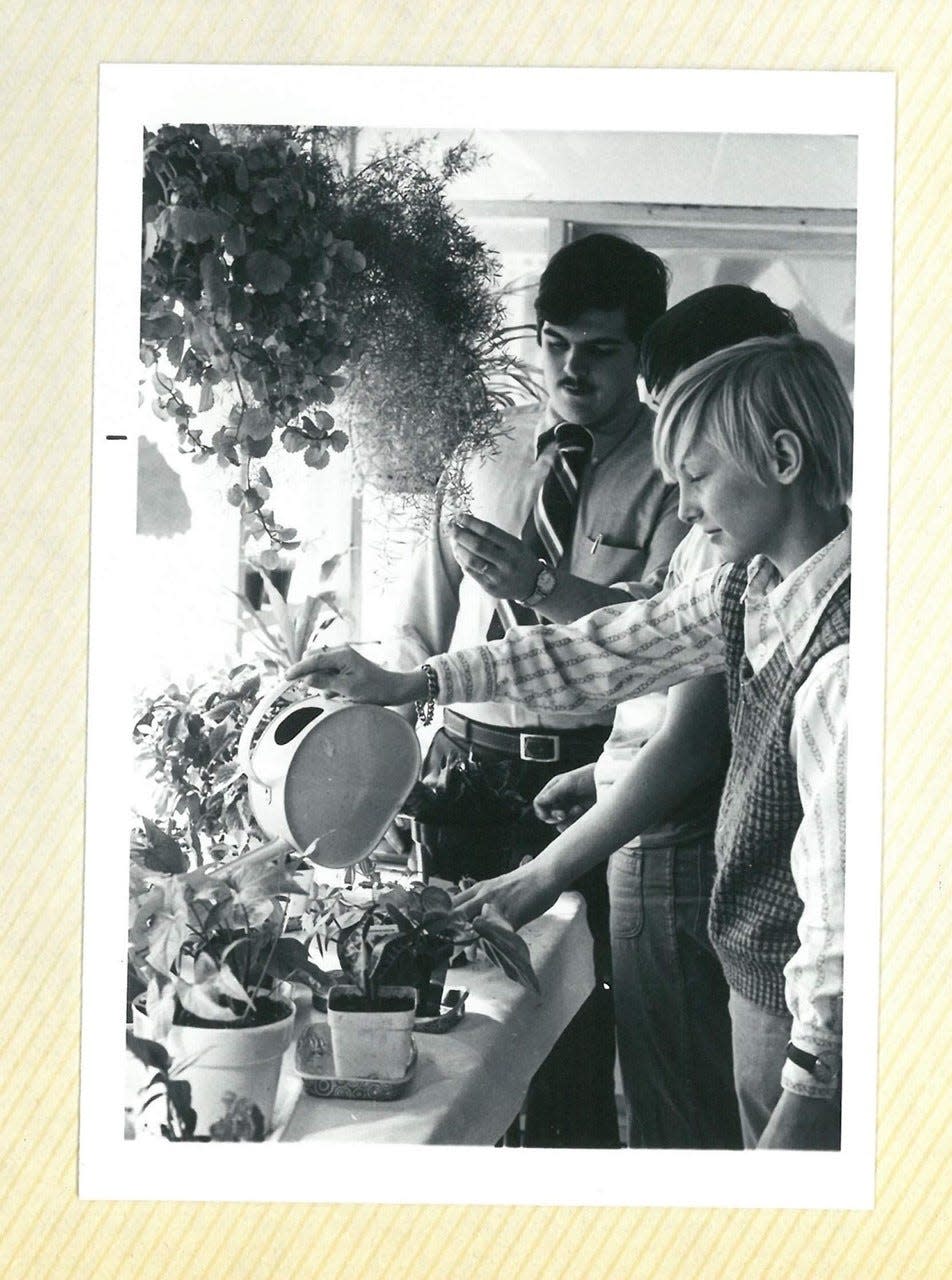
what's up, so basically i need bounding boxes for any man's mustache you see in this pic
[558,378,594,393]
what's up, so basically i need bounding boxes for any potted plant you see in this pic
[309,882,540,1080]
[133,560,343,864]
[331,137,539,507]
[133,663,272,861]
[141,123,363,553]
[128,823,328,1138]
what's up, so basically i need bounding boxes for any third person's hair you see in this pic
[653,334,853,510]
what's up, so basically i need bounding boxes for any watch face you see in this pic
[536,566,556,596]
[521,561,557,606]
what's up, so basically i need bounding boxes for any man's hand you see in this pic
[449,513,539,601]
[286,646,425,706]
[533,764,597,831]
[757,1089,842,1150]
[452,861,561,932]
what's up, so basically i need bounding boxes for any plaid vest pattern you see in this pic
[711,561,851,1013]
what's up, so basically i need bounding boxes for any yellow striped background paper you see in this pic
[1,2,950,1276]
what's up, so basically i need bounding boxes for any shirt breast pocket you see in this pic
[583,531,648,584]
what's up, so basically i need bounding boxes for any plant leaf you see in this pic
[246,250,292,295]
[471,913,540,994]
[417,885,453,914]
[200,253,229,310]
[139,818,189,874]
[126,1031,171,1075]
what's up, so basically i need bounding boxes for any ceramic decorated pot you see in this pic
[132,995,295,1139]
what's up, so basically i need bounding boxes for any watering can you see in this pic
[232,678,421,872]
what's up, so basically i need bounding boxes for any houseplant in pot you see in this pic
[330,136,540,514]
[128,822,328,1138]
[133,565,344,916]
[307,882,540,1080]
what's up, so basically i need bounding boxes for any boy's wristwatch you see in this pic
[519,559,557,608]
[785,1041,836,1085]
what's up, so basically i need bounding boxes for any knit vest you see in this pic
[710,561,851,1013]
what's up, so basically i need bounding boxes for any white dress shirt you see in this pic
[385,401,687,732]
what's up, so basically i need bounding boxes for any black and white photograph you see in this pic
[81,65,893,1208]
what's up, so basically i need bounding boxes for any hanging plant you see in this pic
[141,126,540,550]
[140,123,364,557]
[331,137,541,505]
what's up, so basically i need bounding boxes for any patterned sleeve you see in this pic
[781,645,849,1099]
[428,564,731,713]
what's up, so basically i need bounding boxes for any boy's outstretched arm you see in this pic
[430,565,730,715]
[288,567,729,712]
[453,672,731,930]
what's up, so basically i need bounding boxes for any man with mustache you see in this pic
[381,233,685,1147]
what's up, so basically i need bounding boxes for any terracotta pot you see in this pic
[326,984,417,1081]
[132,995,294,1138]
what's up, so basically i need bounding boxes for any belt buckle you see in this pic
[519,732,560,763]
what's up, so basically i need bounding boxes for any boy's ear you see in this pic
[771,430,804,487]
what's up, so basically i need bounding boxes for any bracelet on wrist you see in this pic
[414,662,439,726]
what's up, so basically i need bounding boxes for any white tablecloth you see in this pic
[274,892,595,1145]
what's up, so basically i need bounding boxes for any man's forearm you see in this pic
[536,573,636,623]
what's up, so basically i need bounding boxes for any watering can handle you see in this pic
[237,677,301,787]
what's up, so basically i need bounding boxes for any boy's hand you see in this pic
[449,513,538,601]
[533,764,597,831]
[757,1090,841,1150]
[451,862,561,932]
[286,646,424,706]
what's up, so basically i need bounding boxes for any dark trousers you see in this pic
[608,839,742,1149]
[416,726,620,1149]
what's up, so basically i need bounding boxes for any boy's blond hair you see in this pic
[653,335,853,509]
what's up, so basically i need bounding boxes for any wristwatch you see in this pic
[785,1041,836,1086]
[519,559,558,609]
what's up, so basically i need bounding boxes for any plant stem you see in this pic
[240,901,288,1024]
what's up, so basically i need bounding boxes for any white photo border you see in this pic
[81,64,895,1208]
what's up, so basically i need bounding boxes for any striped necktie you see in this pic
[489,422,593,637]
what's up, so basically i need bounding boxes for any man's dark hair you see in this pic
[640,284,797,394]
[534,233,669,345]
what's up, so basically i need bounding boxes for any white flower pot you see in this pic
[326,984,417,1081]
[132,996,294,1138]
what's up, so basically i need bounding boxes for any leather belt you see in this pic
[442,708,610,764]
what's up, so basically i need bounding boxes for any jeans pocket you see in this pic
[608,848,644,938]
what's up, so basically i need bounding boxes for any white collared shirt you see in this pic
[431,525,851,1098]
[386,400,686,732]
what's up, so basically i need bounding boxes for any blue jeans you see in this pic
[609,838,742,1149]
[728,990,791,1147]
